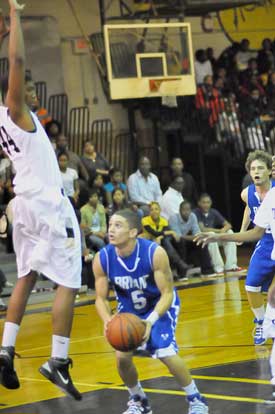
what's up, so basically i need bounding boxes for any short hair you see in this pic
[88,187,99,198]
[113,209,142,233]
[245,150,272,172]
[45,119,62,136]
[198,192,212,202]
[57,150,68,160]
[179,200,191,209]
[110,167,122,177]
[1,70,33,102]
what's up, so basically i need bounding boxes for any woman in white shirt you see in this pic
[58,151,79,202]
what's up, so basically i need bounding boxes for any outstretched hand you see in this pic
[9,0,25,12]
[193,232,219,248]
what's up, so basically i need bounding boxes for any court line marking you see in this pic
[108,385,267,403]
[166,374,271,385]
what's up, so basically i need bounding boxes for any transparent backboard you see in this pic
[104,22,196,100]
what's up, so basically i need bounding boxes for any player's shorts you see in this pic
[136,290,180,359]
[12,187,81,289]
[245,240,275,293]
[263,303,275,339]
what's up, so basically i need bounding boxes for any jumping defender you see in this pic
[0,0,82,399]
[94,209,209,414]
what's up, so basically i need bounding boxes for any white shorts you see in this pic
[12,188,81,289]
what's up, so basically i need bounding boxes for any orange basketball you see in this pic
[106,313,146,352]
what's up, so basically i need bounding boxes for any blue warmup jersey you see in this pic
[246,181,275,292]
[99,238,180,357]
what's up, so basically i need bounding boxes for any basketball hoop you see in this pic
[149,77,182,93]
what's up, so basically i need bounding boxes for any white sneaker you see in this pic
[188,396,209,414]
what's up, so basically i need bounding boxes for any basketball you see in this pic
[106,313,146,352]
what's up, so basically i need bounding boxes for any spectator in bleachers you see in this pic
[80,188,107,251]
[140,201,191,279]
[160,176,184,220]
[240,74,266,98]
[235,38,254,71]
[45,119,62,149]
[195,75,224,127]
[239,58,258,86]
[240,87,267,125]
[257,38,275,75]
[194,49,213,85]
[206,47,217,71]
[104,167,127,205]
[169,200,215,278]
[217,42,240,72]
[0,147,12,206]
[92,173,108,207]
[108,188,140,218]
[57,151,79,203]
[127,156,162,216]
[170,157,198,207]
[266,72,275,115]
[194,193,243,274]
[81,140,110,185]
[56,134,89,182]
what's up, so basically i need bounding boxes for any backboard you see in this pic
[104,22,196,100]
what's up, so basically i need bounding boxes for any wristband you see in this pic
[146,310,159,326]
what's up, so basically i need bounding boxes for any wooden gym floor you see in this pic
[1,247,275,414]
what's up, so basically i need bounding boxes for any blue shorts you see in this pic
[129,290,180,359]
[246,240,275,293]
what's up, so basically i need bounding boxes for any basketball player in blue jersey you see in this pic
[239,150,275,345]
[94,209,209,414]
[0,0,82,400]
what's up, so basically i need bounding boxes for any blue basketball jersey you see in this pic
[99,238,162,316]
[247,181,275,244]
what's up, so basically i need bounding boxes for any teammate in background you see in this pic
[239,150,275,345]
[0,0,82,399]
[93,209,209,414]
[194,187,275,402]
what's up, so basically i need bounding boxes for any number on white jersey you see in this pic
[0,126,20,155]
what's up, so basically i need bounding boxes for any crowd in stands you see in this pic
[194,38,275,153]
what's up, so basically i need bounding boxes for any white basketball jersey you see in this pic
[0,106,62,196]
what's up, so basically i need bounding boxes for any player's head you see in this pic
[149,201,161,221]
[179,200,192,220]
[108,209,141,246]
[88,188,99,207]
[245,150,272,185]
[57,151,69,171]
[1,71,38,109]
[198,193,212,213]
[110,167,123,184]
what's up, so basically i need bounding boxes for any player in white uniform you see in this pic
[0,0,82,400]
[194,187,275,402]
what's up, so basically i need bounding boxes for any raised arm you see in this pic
[6,0,34,130]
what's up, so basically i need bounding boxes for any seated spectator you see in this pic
[240,87,267,125]
[92,173,108,207]
[45,119,62,149]
[57,151,79,203]
[239,58,258,86]
[235,38,253,71]
[217,42,240,73]
[257,38,275,75]
[194,49,213,85]
[239,74,266,98]
[141,201,190,278]
[108,188,140,217]
[0,147,12,206]
[81,140,110,185]
[80,188,107,251]
[127,156,162,216]
[56,134,89,182]
[194,193,243,274]
[104,167,127,205]
[170,157,198,207]
[169,200,215,278]
[195,75,224,127]
[266,72,275,115]
[160,176,184,220]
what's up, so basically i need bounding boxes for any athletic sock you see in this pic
[252,305,265,322]
[51,335,70,360]
[183,380,200,397]
[2,322,20,347]
[128,382,146,398]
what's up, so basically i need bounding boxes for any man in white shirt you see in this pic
[194,186,275,402]
[127,156,162,216]
[194,49,213,85]
[160,177,184,220]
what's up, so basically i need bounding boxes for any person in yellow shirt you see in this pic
[141,202,191,280]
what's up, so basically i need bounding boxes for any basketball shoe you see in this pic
[187,394,209,414]
[122,395,152,414]
[265,378,275,404]
[253,318,266,345]
[39,357,82,400]
[0,346,20,389]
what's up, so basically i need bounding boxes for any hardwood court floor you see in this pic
[0,268,275,413]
